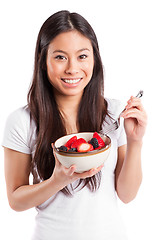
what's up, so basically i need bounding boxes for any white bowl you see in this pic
[53,132,111,173]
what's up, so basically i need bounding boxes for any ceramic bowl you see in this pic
[53,132,111,173]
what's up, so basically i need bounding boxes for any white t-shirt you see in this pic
[2,99,128,240]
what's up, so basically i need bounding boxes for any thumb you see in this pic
[67,165,77,176]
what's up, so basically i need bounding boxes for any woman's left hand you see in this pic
[121,96,147,142]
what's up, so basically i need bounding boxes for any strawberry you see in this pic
[65,136,77,148]
[95,146,102,150]
[93,132,105,148]
[71,138,86,149]
[77,143,94,152]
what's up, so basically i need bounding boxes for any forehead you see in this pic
[48,30,93,52]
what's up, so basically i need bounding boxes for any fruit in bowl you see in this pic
[52,132,111,173]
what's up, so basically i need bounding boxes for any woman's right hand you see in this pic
[51,149,104,190]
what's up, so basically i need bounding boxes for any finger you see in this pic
[123,107,147,124]
[88,164,104,176]
[125,97,144,111]
[121,107,139,116]
[78,164,104,179]
[122,108,147,125]
[96,164,104,172]
[66,165,77,176]
[78,168,97,179]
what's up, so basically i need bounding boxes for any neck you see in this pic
[54,92,82,115]
[54,91,83,134]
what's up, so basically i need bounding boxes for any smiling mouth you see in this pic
[61,78,82,84]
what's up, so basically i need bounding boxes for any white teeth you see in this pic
[62,78,81,84]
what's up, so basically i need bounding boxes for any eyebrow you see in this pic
[52,48,90,54]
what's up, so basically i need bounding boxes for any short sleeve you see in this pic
[102,98,127,147]
[117,117,127,147]
[2,107,35,154]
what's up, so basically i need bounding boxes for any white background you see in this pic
[0,0,160,239]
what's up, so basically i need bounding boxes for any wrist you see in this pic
[127,138,143,149]
[48,175,64,193]
[49,173,67,192]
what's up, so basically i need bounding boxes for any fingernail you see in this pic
[71,165,76,171]
[120,112,126,118]
[120,111,125,116]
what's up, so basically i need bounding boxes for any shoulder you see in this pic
[6,106,30,122]
[105,98,125,119]
[2,106,36,154]
[104,98,127,147]
[4,106,33,135]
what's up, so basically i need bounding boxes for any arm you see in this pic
[4,147,103,212]
[115,96,147,203]
[115,142,142,203]
[4,148,59,211]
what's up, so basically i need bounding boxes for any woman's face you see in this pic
[46,30,94,97]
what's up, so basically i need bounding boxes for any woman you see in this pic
[2,10,147,240]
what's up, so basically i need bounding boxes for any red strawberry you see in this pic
[77,143,94,152]
[71,138,86,149]
[93,132,105,148]
[65,136,77,148]
[95,146,102,150]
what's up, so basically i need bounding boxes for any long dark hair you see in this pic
[27,10,109,195]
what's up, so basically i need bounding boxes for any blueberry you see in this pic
[58,145,68,151]
[68,148,77,152]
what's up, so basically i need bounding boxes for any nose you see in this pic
[65,59,79,75]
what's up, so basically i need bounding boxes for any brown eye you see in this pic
[79,54,88,59]
[55,55,67,60]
